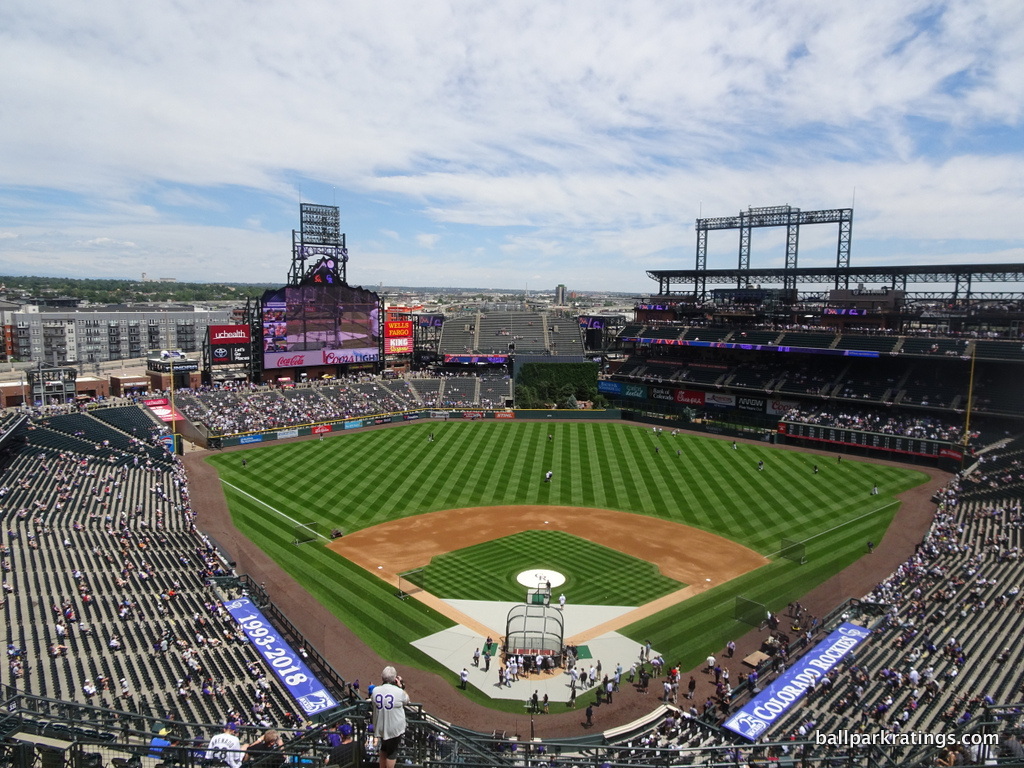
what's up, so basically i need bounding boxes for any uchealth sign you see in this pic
[208,324,251,344]
[723,623,871,740]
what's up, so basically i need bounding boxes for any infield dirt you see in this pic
[328,504,770,640]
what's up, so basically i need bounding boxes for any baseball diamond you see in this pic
[206,419,927,713]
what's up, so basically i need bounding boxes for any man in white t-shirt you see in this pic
[371,666,410,768]
[204,723,242,768]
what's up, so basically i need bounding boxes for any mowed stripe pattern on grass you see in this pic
[405,529,685,605]
[209,421,921,554]
[208,420,927,693]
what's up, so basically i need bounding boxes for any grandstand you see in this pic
[438,310,585,358]
[2,355,1024,765]
[3,269,1024,763]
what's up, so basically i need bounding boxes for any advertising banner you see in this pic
[650,386,677,402]
[597,380,622,395]
[142,397,185,423]
[443,354,508,364]
[223,598,337,716]
[263,348,381,369]
[767,399,799,416]
[384,336,413,355]
[239,434,264,444]
[705,393,736,408]
[494,411,516,419]
[312,424,333,435]
[276,429,299,440]
[723,623,871,740]
[737,396,766,412]
[622,383,647,399]
[384,320,413,338]
[674,389,705,406]
[344,420,364,430]
[209,325,252,345]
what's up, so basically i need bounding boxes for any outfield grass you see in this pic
[404,529,685,604]
[207,420,928,707]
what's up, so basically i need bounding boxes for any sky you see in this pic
[1,1,1023,294]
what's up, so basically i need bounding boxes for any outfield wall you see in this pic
[214,408,623,447]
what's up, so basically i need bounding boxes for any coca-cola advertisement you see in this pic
[312,424,333,435]
[261,282,380,368]
[264,351,312,369]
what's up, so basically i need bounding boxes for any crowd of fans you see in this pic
[162,374,511,436]
[781,406,971,444]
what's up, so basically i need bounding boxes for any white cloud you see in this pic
[0,1,1021,290]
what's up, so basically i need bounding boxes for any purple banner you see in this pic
[223,597,337,716]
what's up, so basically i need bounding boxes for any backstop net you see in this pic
[292,521,325,545]
[780,538,806,564]
[733,596,768,627]
[504,604,564,663]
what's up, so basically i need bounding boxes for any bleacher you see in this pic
[679,364,727,387]
[547,320,585,355]
[972,339,1024,362]
[758,487,1024,763]
[437,314,479,354]
[727,363,777,390]
[407,379,442,407]
[900,337,970,357]
[777,331,837,349]
[440,377,478,407]
[682,327,732,342]
[731,329,782,346]
[475,313,514,355]
[833,371,897,402]
[899,368,968,409]
[639,326,683,341]
[478,375,512,408]
[834,334,899,353]
[0,421,304,729]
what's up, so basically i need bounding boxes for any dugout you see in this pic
[504,604,563,666]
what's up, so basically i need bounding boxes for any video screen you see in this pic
[262,283,380,368]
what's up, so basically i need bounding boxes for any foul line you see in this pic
[221,480,331,541]
[766,500,900,559]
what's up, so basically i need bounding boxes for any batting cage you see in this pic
[504,604,564,665]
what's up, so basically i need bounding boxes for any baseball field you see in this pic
[207,419,928,711]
